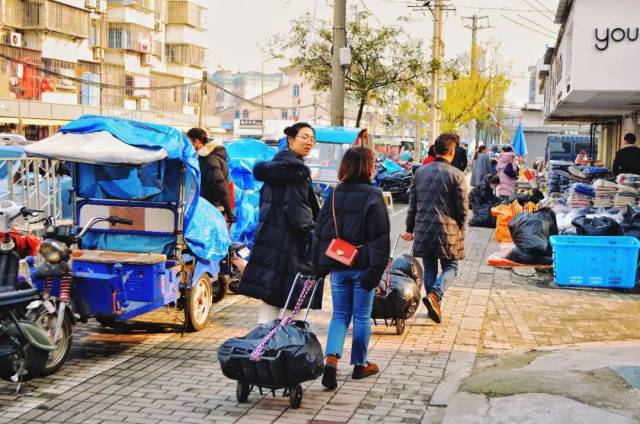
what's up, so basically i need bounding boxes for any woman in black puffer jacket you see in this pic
[238,123,320,324]
[312,147,390,389]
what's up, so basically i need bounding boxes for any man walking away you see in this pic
[451,136,468,172]
[404,133,468,323]
[613,133,640,176]
[187,128,236,222]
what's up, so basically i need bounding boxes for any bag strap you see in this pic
[331,187,340,239]
[249,277,317,362]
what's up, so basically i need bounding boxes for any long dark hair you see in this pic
[338,147,375,183]
[474,145,487,161]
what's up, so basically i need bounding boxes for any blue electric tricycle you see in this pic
[23,116,230,375]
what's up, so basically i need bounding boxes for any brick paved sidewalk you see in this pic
[1,209,639,424]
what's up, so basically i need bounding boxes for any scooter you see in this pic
[218,242,249,297]
[27,214,132,376]
[0,200,55,392]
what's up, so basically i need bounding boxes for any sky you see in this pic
[205,0,560,108]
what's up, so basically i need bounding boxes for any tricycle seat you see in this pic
[75,250,166,265]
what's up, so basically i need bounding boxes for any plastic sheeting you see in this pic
[314,126,361,145]
[26,131,168,165]
[42,115,229,262]
[225,139,277,247]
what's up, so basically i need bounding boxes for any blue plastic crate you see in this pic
[550,236,640,289]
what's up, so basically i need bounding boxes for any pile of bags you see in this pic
[372,254,423,321]
[506,208,558,265]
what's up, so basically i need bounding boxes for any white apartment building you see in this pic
[0,0,218,140]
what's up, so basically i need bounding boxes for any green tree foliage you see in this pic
[268,8,429,127]
[440,44,511,136]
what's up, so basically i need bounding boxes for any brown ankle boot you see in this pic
[322,355,339,389]
[423,292,442,324]
[352,362,379,380]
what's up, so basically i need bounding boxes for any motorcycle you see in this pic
[27,214,132,376]
[0,200,55,392]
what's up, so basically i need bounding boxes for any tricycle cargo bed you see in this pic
[74,250,166,265]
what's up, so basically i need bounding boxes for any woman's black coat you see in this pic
[238,149,321,309]
[312,180,390,290]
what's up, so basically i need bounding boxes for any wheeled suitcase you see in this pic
[217,274,323,409]
[372,234,423,334]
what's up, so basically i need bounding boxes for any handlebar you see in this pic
[108,216,133,226]
[75,215,133,240]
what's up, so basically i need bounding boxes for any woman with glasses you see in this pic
[238,122,322,323]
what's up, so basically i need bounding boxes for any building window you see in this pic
[293,84,300,97]
[242,109,249,119]
[281,109,288,119]
[234,110,240,119]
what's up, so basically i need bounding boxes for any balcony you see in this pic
[107,0,154,12]
[21,0,91,39]
[166,1,203,29]
[165,43,205,68]
[1,0,22,28]
[107,22,153,54]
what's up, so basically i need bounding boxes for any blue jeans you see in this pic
[422,257,459,301]
[325,270,375,366]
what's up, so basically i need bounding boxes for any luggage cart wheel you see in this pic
[236,382,250,403]
[395,318,405,335]
[289,384,302,409]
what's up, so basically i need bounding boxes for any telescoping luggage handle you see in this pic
[383,234,415,291]
[249,274,319,362]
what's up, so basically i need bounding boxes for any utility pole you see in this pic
[429,0,444,151]
[462,15,490,78]
[463,15,490,153]
[198,70,207,128]
[330,0,346,126]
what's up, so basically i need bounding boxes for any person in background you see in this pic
[187,128,235,223]
[575,149,589,165]
[313,147,390,389]
[422,145,436,165]
[496,145,518,200]
[470,145,494,186]
[238,123,321,324]
[613,133,640,175]
[451,136,468,172]
[404,133,468,324]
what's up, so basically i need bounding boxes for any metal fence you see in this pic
[0,156,65,225]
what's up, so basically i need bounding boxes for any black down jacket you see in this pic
[312,180,391,290]
[238,149,321,309]
[406,158,468,260]
[198,144,233,218]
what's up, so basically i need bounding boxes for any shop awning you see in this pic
[20,118,70,126]
[0,117,19,124]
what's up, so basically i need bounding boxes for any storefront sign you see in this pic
[594,27,639,51]
[239,119,262,128]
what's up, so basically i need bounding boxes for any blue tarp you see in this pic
[314,126,361,145]
[60,115,230,262]
[225,139,277,247]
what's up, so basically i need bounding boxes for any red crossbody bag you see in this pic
[324,188,360,267]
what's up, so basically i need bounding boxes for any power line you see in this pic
[517,13,557,36]
[0,52,201,90]
[521,0,555,23]
[358,0,384,25]
[532,0,554,13]
[501,14,556,40]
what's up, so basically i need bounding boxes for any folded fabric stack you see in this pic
[568,183,594,208]
[547,161,574,194]
[592,179,618,208]
[583,166,610,177]
[615,174,640,207]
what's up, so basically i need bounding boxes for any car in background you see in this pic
[544,135,596,163]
